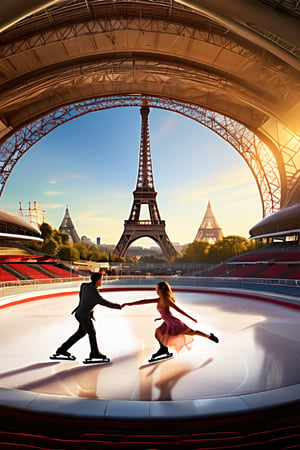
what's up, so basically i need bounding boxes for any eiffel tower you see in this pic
[114,105,177,260]
[194,200,223,244]
[59,205,80,244]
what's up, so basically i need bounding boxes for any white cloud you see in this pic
[77,209,100,220]
[174,166,257,204]
[153,115,178,142]
[48,173,84,184]
[43,203,64,209]
[44,191,61,196]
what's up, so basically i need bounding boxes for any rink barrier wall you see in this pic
[0,284,300,311]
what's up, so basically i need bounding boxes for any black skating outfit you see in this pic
[56,282,121,357]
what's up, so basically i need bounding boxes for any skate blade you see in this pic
[148,354,173,364]
[50,354,76,361]
[83,358,110,364]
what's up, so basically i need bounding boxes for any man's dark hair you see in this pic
[91,272,102,284]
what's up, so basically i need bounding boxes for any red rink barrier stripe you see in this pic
[0,285,299,310]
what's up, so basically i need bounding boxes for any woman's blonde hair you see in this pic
[157,281,176,303]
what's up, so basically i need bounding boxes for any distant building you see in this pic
[59,205,80,244]
[194,200,223,244]
[99,244,115,252]
[149,246,161,254]
[81,235,92,245]
[96,237,101,246]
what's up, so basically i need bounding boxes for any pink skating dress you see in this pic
[155,304,193,352]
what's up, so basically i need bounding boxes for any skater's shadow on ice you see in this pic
[0,362,59,379]
[16,363,110,391]
[14,351,138,391]
[139,356,213,373]
[155,358,214,401]
[199,357,213,369]
[139,357,214,401]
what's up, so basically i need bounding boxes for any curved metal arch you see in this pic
[0,95,281,216]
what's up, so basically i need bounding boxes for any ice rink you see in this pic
[0,288,299,404]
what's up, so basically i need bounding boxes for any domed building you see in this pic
[0,208,42,246]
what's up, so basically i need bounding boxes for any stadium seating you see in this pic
[0,422,300,449]
[200,264,232,277]
[274,252,300,262]
[253,263,290,278]
[230,252,282,263]
[6,264,51,280]
[284,267,300,279]
[222,263,266,277]
[0,266,19,281]
[0,256,80,281]
[201,247,300,280]
[39,264,79,278]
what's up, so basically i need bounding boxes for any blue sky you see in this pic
[0,107,262,247]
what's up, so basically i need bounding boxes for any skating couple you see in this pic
[53,273,219,363]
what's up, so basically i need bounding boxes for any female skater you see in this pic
[122,281,219,361]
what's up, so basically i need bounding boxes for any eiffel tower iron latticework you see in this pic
[59,205,80,244]
[194,201,223,244]
[114,105,177,260]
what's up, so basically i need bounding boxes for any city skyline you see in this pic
[0,107,262,248]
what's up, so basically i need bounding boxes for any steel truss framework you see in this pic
[0,95,281,217]
[0,14,277,64]
[1,10,297,112]
[0,0,299,225]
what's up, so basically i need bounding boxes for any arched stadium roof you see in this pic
[249,202,300,239]
[0,208,42,243]
[0,0,299,240]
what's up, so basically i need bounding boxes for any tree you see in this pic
[207,235,251,263]
[58,245,80,261]
[52,229,69,245]
[89,247,103,261]
[41,237,59,256]
[141,255,167,263]
[73,243,89,260]
[40,222,52,240]
[177,240,210,263]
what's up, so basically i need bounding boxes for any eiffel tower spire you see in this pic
[59,205,80,244]
[136,105,154,191]
[114,105,177,260]
[194,200,223,244]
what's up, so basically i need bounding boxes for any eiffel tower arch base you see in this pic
[114,222,177,261]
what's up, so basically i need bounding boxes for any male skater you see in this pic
[52,272,121,362]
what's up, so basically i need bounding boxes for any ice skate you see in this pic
[148,347,173,364]
[83,352,110,364]
[50,349,76,361]
[209,333,219,343]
